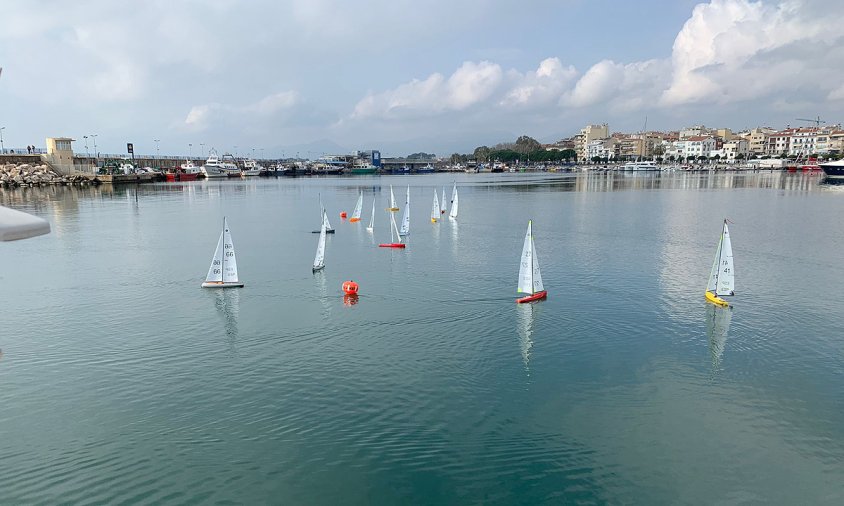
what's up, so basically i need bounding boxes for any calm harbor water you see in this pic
[1,171,843,504]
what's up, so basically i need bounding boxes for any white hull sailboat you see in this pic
[399,185,410,236]
[202,217,244,288]
[366,196,376,232]
[516,220,546,303]
[705,219,735,306]
[430,190,440,223]
[449,183,458,219]
[313,212,327,272]
[350,191,363,223]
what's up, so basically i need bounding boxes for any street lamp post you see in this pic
[189,143,192,159]
[90,134,98,160]
[1,127,5,153]
[200,143,205,158]
[154,139,160,157]
[83,135,89,156]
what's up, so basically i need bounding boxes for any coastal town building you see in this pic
[683,136,716,159]
[746,127,776,155]
[575,124,609,161]
[721,139,749,161]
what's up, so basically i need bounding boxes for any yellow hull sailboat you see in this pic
[705,219,735,307]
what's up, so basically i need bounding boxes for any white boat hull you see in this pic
[201,281,244,288]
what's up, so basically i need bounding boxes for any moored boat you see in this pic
[820,158,844,179]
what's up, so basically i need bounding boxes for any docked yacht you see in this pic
[203,151,241,177]
[242,159,264,176]
[820,158,844,179]
[622,161,660,171]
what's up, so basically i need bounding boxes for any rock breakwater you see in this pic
[1,163,97,187]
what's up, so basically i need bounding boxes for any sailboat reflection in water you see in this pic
[516,303,539,373]
[214,288,240,355]
[706,304,732,373]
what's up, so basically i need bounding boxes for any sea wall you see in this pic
[1,163,96,187]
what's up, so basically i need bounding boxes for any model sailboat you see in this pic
[313,212,327,272]
[387,185,399,211]
[349,192,363,223]
[202,217,244,288]
[313,194,335,233]
[448,183,458,219]
[430,190,440,223]
[399,185,410,236]
[379,209,406,248]
[705,219,735,307]
[516,220,546,303]
[366,196,376,232]
[440,187,447,215]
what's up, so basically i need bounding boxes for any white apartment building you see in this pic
[575,124,609,161]
[789,128,818,156]
[683,136,716,159]
[587,138,616,160]
[765,131,792,157]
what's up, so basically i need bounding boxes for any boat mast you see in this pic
[221,217,226,280]
[713,220,725,293]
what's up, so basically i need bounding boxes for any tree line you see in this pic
[447,135,577,164]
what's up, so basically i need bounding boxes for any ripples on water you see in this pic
[1,172,843,504]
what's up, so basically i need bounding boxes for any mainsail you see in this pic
[400,185,410,236]
[449,183,458,219]
[313,213,326,270]
[430,190,439,223]
[350,192,363,222]
[707,220,734,296]
[517,220,543,294]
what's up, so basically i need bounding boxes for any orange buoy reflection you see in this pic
[343,294,359,306]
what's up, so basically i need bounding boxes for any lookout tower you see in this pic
[44,137,75,175]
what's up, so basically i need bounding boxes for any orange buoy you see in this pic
[342,280,359,295]
[340,211,347,219]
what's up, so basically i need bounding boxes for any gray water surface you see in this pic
[1,172,843,504]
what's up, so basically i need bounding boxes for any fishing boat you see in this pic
[449,182,458,219]
[201,217,244,288]
[349,192,363,222]
[387,185,399,211]
[366,196,376,232]
[313,213,327,272]
[430,190,439,223]
[440,186,447,215]
[516,220,546,303]
[705,219,735,307]
[399,185,410,236]
[312,195,336,234]
[379,207,406,248]
[202,151,227,178]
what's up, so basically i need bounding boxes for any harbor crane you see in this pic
[796,116,826,128]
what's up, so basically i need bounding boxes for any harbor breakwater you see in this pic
[1,163,96,187]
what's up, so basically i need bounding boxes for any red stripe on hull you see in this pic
[516,291,547,303]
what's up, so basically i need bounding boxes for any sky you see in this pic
[1,0,843,158]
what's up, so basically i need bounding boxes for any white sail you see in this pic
[319,194,333,231]
[399,185,410,236]
[389,185,398,210]
[716,222,735,295]
[205,226,225,283]
[707,220,734,296]
[221,218,239,283]
[431,190,439,222]
[517,220,543,294]
[440,186,447,214]
[203,217,242,287]
[389,210,402,243]
[313,214,326,270]
[366,196,375,231]
[449,183,458,219]
[350,192,363,221]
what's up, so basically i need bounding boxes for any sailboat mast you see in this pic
[221,217,226,277]
[714,220,725,292]
[529,221,534,294]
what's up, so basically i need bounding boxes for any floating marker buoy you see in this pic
[340,211,347,219]
[342,280,359,295]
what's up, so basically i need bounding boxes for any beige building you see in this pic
[747,127,776,155]
[43,137,76,175]
[575,124,609,161]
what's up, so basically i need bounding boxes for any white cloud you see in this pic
[183,92,299,130]
[499,58,578,109]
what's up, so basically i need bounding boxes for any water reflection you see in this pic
[213,288,240,354]
[343,293,359,306]
[314,270,331,317]
[706,304,732,373]
[516,302,539,373]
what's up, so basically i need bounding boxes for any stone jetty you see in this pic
[1,163,97,187]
